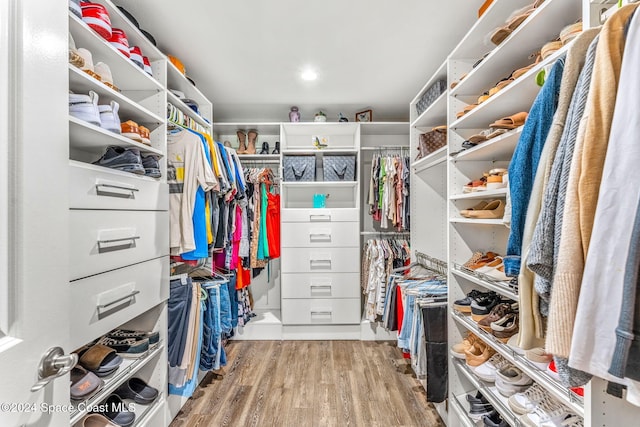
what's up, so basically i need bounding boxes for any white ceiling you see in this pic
[118,0,483,122]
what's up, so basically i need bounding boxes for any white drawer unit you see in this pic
[69,161,169,211]
[281,273,360,299]
[281,208,359,223]
[280,247,360,274]
[281,221,359,248]
[69,210,170,280]
[69,256,169,350]
[281,298,361,325]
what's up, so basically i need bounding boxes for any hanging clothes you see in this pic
[368,153,411,231]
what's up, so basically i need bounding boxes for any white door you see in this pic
[0,0,71,425]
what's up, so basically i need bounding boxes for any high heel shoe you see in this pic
[259,141,269,154]
[272,141,280,154]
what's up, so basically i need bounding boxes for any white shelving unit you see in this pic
[68,1,170,425]
[444,1,587,426]
[279,122,362,340]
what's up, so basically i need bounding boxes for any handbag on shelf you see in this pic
[416,126,447,161]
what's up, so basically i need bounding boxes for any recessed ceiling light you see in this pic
[301,69,318,81]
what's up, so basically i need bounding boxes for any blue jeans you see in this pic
[226,273,239,328]
[168,278,193,367]
[398,294,415,350]
[200,284,228,371]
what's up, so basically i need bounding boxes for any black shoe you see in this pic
[260,141,270,154]
[466,390,489,405]
[470,292,501,321]
[454,289,488,313]
[469,402,494,419]
[483,410,508,427]
[272,141,280,154]
[96,336,149,358]
[94,394,136,427]
[114,377,159,405]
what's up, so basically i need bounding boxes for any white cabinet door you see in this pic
[0,2,72,425]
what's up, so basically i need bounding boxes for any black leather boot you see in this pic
[272,141,280,154]
[259,141,269,154]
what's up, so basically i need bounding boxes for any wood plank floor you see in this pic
[169,340,446,427]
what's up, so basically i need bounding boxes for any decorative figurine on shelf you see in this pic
[289,106,300,122]
[314,111,327,122]
[338,113,348,122]
[313,135,329,149]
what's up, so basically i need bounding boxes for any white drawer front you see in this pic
[282,298,361,325]
[281,222,359,248]
[281,208,359,223]
[70,256,169,350]
[70,210,169,280]
[281,273,360,299]
[281,247,360,273]
[69,161,168,211]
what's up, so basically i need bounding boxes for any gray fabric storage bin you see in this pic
[323,155,356,181]
[416,79,447,116]
[283,155,316,181]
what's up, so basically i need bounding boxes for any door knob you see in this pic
[30,347,78,392]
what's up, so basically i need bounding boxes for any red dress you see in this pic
[266,191,280,259]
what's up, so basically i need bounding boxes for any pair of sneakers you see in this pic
[93,146,161,178]
[69,90,121,134]
[466,391,508,426]
[510,383,581,426]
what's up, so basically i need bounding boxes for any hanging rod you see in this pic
[360,145,410,151]
[360,231,410,236]
[415,251,448,276]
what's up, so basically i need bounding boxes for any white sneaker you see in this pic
[98,101,121,134]
[495,365,532,397]
[473,353,508,382]
[69,90,100,126]
[519,395,571,427]
[508,383,546,414]
[525,347,553,371]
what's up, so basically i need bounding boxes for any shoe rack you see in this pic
[68,0,169,425]
[67,0,215,425]
[406,0,640,426]
[442,0,606,426]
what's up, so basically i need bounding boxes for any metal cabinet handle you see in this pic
[310,285,332,291]
[309,214,331,222]
[309,233,331,242]
[97,236,140,245]
[310,311,332,316]
[96,183,139,192]
[310,259,332,269]
[97,290,140,310]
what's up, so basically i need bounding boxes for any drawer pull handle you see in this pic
[97,236,141,245]
[310,259,331,269]
[97,290,140,310]
[310,311,332,316]
[309,214,331,222]
[95,183,139,198]
[309,233,331,242]
[310,285,332,295]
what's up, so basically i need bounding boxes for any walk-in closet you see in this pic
[2,1,640,426]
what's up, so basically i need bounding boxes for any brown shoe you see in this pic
[236,130,247,153]
[246,130,258,154]
[464,341,496,367]
[477,302,516,332]
[451,332,479,359]
[491,313,519,343]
